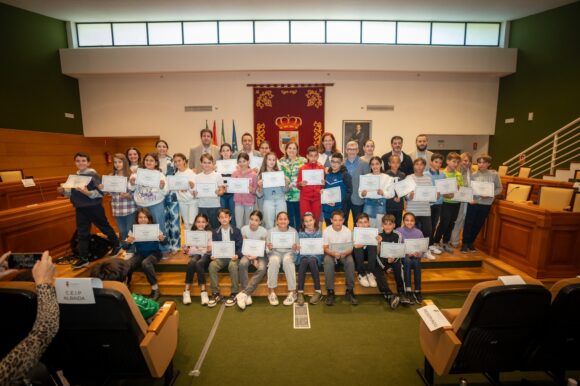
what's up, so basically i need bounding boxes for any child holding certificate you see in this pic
[219,144,237,227]
[58,152,122,269]
[257,152,288,229]
[128,152,169,253]
[236,210,268,310]
[125,208,167,301]
[322,152,352,226]
[296,212,323,305]
[208,208,242,308]
[173,153,197,233]
[297,146,326,222]
[231,152,257,228]
[461,154,502,253]
[194,153,225,230]
[377,214,405,307]
[397,212,425,304]
[352,213,379,288]
[425,153,446,255]
[385,155,406,227]
[266,211,299,306]
[360,156,393,229]
[182,213,212,306]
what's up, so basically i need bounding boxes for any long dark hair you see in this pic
[134,207,155,224]
[300,212,319,233]
[192,213,212,231]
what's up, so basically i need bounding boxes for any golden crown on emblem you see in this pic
[275,115,302,131]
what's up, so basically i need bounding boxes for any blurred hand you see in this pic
[32,251,55,285]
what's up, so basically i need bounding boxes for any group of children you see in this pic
[59,136,502,307]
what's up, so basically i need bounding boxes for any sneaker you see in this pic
[411,292,420,304]
[208,293,222,308]
[182,290,192,305]
[225,293,237,307]
[297,292,305,306]
[358,274,370,287]
[283,292,297,306]
[200,291,209,305]
[236,292,248,310]
[325,291,335,306]
[71,258,89,270]
[460,245,469,254]
[149,289,160,301]
[442,243,453,253]
[415,291,424,303]
[399,293,412,305]
[309,292,322,305]
[268,292,279,306]
[429,245,443,255]
[406,292,416,304]
[110,244,123,258]
[245,295,253,306]
[424,251,436,260]
[345,290,359,305]
[468,244,478,253]
[386,294,400,309]
[367,273,377,288]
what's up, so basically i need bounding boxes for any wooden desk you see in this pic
[500,176,574,202]
[0,176,66,210]
[475,200,580,279]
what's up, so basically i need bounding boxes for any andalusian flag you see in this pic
[231,120,238,153]
[220,120,226,145]
[212,120,217,145]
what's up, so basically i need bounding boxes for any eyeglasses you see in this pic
[330,160,341,164]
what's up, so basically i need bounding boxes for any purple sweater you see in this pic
[396,226,425,257]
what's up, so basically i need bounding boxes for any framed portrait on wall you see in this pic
[343,120,371,156]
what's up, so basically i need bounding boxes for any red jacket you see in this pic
[297,162,325,199]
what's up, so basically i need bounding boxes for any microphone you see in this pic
[506,185,520,200]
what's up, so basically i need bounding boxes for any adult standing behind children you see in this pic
[317,133,338,168]
[189,128,220,172]
[381,135,414,176]
[344,141,370,226]
[156,140,181,254]
[409,134,433,165]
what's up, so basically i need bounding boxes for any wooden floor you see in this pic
[54,247,537,296]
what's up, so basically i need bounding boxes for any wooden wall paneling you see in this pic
[114,137,158,157]
[0,176,66,210]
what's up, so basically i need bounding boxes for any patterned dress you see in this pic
[160,156,182,252]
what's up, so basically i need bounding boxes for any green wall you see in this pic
[490,1,580,167]
[0,3,83,134]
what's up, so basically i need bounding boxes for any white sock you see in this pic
[151,284,159,290]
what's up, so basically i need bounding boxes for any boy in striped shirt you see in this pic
[406,158,436,259]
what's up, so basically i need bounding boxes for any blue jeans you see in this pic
[115,212,135,242]
[262,198,287,229]
[140,201,168,252]
[287,201,301,230]
[404,256,422,292]
[343,200,364,226]
[220,194,236,227]
[363,198,386,228]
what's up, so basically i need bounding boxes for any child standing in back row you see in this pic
[297,146,326,221]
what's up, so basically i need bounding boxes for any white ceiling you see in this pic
[2,0,577,23]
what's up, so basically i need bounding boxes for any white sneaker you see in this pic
[358,274,370,287]
[182,290,192,305]
[283,292,297,306]
[200,291,209,305]
[236,292,248,310]
[367,273,377,288]
[268,292,279,306]
[424,251,436,260]
[429,245,442,255]
[245,295,253,306]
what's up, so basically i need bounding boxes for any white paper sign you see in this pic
[242,239,266,257]
[212,241,236,258]
[359,174,381,192]
[62,175,92,189]
[435,177,458,195]
[167,175,191,191]
[196,182,218,197]
[250,156,264,170]
[132,224,160,242]
[102,175,128,193]
[413,185,437,202]
[216,159,238,175]
[453,187,474,203]
[498,275,526,285]
[226,178,250,194]
[417,304,452,332]
[270,231,295,249]
[471,181,495,197]
[185,230,208,247]
[299,238,324,255]
[404,237,430,255]
[55,278,103,304]
[21,178,36,187]
[262,171,285,188]
[321,187,342,204]
[380,242,406,258]
[136,168,161,188]
[353,227,379,246]
[394,178,417,197]
[302,169,324,185]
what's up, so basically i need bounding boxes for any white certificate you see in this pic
[262,171,285,188]
[185,230,207,247]
[435,177,458,195]
[299,238,324,255]
[471,181,495,197]
[62,174,92,189]
[250,156,264,170]
[216,159,237,175]
[132,224,160,242]
[453,187,474,203]
[417,305,452,332]
[394,177,417,197]
[167,175,191,191]
[136,168,161,188]
[225,178,250,194]
[353,227,379,246]
[270,231,295,249]
[321,187,342,204]
[302,169,324,185]
[102,175,127,193]
[212,241,236,258]
[196,182,218,197]
[330,242,353,253]
[404,238,430,255]
[413,185,437,202]
[242,239,266,257]
[380,242,406,258]
[359,174,381,192]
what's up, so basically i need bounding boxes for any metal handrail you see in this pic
[530,153,580,178]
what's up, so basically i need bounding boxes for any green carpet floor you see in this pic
[115,293,578,386]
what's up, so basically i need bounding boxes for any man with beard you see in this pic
[409,134,434,165]
[381,136,414,176]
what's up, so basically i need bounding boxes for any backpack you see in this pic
[69,231,112,261]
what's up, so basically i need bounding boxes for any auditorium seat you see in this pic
[497,165,508,176]
[505,183,532,202]
[518,167,531,178]
[537,186,575,211]
[0,281,37,358]
[45,281,179,385]
[0,169,23,183]
[573,192,580,212]
[416,278,551,386]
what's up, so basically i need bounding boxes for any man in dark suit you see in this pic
[381,135,413,176]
